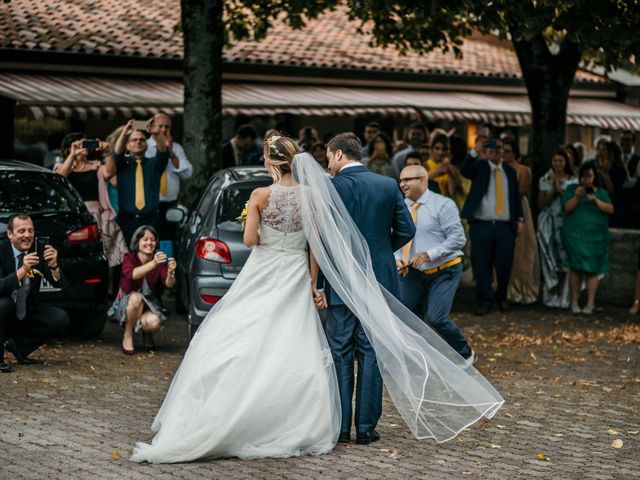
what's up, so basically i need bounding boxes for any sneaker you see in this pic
[582,304,595,315]
[462,350,478,370]
[570,304,581,314]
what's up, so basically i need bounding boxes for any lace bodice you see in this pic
[260,184,303,234]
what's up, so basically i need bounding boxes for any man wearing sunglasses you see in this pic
[395,165,476,367]
[113,120,170,244]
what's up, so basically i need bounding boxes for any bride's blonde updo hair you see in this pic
[263,133,300,182]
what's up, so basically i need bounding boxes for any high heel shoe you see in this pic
[122,337,135,355]
[630,299,640,315]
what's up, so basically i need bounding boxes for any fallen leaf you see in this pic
[530,352,537,361]
[110,450,121,459]
[627,430,638,435]
[611,439,623,449]
[490,444,502,449]
[389,449,401,460]
[553,434,564,437]
[536,452,549,461]
[607,429,618,435]
[602,387,612,393]
[496,424,506,429]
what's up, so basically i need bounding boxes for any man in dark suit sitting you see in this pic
[0,213,70,371]
[221,124,261,169]
[461,138,524,316]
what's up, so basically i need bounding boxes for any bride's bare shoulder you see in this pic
[250,186,271,208]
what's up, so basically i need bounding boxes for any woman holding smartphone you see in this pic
[55,133,128,296]
[111,225,177,354]
[561,161,614,314]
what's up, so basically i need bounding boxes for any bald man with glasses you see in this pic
[395,165,476,367]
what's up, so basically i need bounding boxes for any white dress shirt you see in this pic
[339,162,363,173]
[146,137,193,202]
[394,189,466,270]
[474,160,510,221]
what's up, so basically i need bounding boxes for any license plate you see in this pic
[40,276,61,292]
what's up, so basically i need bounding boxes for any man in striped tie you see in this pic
[461,138,524,316]
[113,120,170,244]
[146,114,193,241]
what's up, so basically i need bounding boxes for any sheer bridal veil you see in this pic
[292,153,504,442]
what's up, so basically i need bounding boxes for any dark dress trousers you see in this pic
[326,165,415,435]
[0,239,70,360]
[460,155,524,307]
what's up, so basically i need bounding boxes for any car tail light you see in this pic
[195,238,231,263]
[201,294,222,304]
[84,278,102,284]
[67,224,101,244]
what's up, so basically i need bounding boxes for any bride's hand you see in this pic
[312,287,328,310]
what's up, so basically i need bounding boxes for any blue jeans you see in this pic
[398,262,471,358]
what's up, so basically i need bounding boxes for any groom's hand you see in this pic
[312,287,328,310]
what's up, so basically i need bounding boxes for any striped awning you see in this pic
[1,73,639,129]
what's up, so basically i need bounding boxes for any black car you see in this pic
[172,166,273,339]
[0,160,109,338]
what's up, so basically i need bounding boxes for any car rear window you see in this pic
[0,171,81,221]
[218,184,267,225]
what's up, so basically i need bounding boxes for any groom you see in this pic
[324,132,415,445]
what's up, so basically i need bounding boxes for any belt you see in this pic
[472,219,510,225]
[421,256,462,275]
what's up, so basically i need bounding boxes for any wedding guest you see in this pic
[113,120,170,244]
[55,133,128,293]
[311,142,328,170]
[562,161,613,314]
[502,138,539,305]
[366,132,396,178]
[392,123,429,174]
[449,135,471,211]
[395,165,475,366]
[630,246,640,315]
[404,151,441,194]
[425,134,457,198]
[564,143,581,171]
[598,141,627,227]
[221,124,260,168]
[146,114,193,240]
[461,138,524,315]
[361,121,380,164]
[537,149,577,308]
[0,214,69,370]
[620,130,640,228]
[298,126,320,152]
[111,225,177,354]
[105,127,124,215]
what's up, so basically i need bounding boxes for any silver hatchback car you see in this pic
[173,166,273,339]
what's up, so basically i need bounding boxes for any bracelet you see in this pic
[50,264,59,270]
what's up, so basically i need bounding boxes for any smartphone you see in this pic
[36,236,50,258]
[82,139,99,152]
[132,120,148,132]
[584,186,595,194]
[158,240,174,260]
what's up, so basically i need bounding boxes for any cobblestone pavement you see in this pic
[1,288,639,480]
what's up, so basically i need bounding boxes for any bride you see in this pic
[131,134,503,463]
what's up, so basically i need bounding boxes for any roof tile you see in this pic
[0,1,606,83]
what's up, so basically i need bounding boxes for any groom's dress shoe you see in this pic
[0,362,12,373]
[4,339,42,365]
[338,432,351,443]
[356,430,380,445]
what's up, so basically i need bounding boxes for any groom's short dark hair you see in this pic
[327,133,362,161]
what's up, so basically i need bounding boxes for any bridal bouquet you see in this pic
[237,201,249,230]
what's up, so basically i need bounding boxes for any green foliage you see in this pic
[223,0,639,72]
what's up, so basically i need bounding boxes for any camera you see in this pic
[584,186,595,194]
[82,139,101,160]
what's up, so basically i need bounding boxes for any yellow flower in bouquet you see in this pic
[237,201,249,230]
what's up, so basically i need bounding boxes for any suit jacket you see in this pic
[0,239,66,313]
[328,165,416,305]
[627,154,640,179]
[460,154,524,234]
[221,141,262,169]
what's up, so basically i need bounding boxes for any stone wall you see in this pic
[596,228,640,306]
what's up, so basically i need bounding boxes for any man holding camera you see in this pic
[0,214,70,371]
[113,120,170,244]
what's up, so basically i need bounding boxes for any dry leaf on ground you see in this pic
[611,439,623,449]
[110,450,122,459]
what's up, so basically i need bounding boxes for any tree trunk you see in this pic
[511,33,581,220]
[180,0,224,208]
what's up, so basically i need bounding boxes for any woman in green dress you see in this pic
[562,161,614,314]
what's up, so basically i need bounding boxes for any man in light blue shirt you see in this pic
[395,165,476,366]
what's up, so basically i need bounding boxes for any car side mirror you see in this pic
[166,207,187,223]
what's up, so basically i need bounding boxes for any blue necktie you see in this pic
[15,253,29,320]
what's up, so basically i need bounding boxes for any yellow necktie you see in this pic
[402,202,420,265]
[159,169,168,196]
[135,158,145,210]
[495,167,505,216]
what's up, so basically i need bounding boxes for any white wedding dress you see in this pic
[130,184,341,463]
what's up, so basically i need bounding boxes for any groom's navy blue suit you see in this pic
[326,164,415,435]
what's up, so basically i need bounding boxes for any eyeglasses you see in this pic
[399,176,425,183]
[129,138,146,143]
